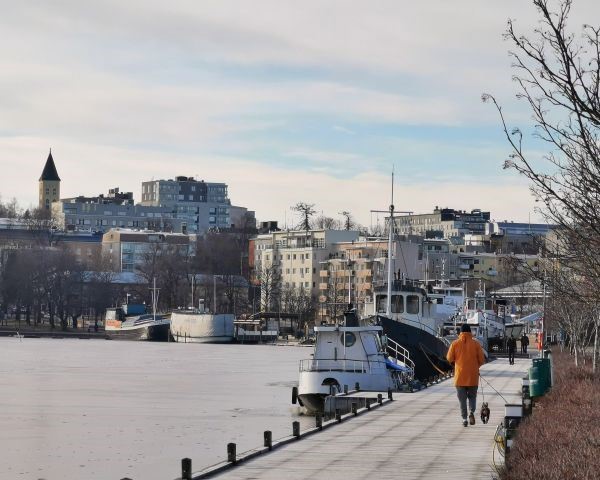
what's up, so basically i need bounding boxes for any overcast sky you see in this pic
[1,0,598,228]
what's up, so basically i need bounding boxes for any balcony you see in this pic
[318,283,329,290]
[459,263,471,270]
[319,270,329,277]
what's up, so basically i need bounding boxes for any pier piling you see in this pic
[264,431,272,450]
[292,421,300,438]
[181,458,192,480]
[351,402,358,416]
[227,443,236,463]
[335,408,341,422]
[315,413,322,430]
[377,393,383,405]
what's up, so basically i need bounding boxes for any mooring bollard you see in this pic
[343,384,349,394]
[335,408,341,422]
[387,389,393,401]
[315,413,322,430]
[264,430,272,450]
[293,421,300,438]
[181,458,192,480]
[355,382,360,391]
[227,443,236,463]
[351,402,358,416]
[377,393,383,405]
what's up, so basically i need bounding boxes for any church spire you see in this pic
[39,148,60,181]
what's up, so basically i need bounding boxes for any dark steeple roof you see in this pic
[39,149,61,181]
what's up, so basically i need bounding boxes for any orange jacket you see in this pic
[446,332,485,387]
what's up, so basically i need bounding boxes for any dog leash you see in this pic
[479,374,508,403]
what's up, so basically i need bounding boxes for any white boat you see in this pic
[447,289,525,352]
[296,310,414,413]
[170,311,234,343]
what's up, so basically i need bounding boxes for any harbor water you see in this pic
[0,338,312,479]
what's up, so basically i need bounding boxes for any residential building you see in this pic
[250,229,361,299]
[101,228,193,272]
[39,149,60,210]
[53,188,181,233]
[393,207,491,239]
[317,238,421,322]
[140,176,255,234]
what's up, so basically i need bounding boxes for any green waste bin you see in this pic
[529,358,551,397]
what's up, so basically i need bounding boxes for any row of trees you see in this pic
[486,0,600,371]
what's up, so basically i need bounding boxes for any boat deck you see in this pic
[210,357,528,480]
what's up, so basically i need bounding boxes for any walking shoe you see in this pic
[463,420,468,427]
[469,412,475,425]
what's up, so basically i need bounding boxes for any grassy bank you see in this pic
[499,350,600,480]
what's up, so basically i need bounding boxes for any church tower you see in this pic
[39,149,61,210]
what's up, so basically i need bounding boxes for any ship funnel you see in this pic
[343,304,359,327]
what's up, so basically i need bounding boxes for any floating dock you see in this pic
[200,357,527,480]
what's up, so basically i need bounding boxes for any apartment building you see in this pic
[393,207,490,239]
[53,188,181,233]
[250,229,361,298]
[101,228,193,272]
[140,176,255,234]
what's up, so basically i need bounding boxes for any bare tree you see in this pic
[255,263,281,312]
[484,0,600,369]
[292,202,316,231]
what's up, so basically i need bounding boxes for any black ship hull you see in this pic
[378,316,451,381]
[105,322,170,341]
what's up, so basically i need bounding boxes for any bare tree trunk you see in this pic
[593,322,598,374]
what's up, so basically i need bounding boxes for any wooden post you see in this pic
[335,408,341,422]
[377,393,383,405]
[181,458,192,480]
[343,384,348,394]
[292,421,300,438]
[351,402,358,416]
[366,400,371,410]
[264,430,272,450]
[227,443,236,463]
[315,413,322,430]
[355,382,360,391]
[388,389,393,401]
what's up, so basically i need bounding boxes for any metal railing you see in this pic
[385,337,415,375]
[299,358,387,374]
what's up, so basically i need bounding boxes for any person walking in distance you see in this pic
[447,324,486,427]
[507,336,517,365]
[520,332,529,354]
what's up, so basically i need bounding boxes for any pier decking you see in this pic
[210,357,528,480]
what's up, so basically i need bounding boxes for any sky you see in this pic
[1,0,599,229]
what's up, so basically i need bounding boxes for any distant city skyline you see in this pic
[2,1,598,227]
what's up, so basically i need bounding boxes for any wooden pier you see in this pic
[202,357,528,480]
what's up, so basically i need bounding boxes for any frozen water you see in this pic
[0,338,312,479]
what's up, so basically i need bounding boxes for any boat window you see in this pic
[341,332,356,347]
[485,299,493,311]
[391,295,404,313]
[377,295,387,313]
[406,295,419,314]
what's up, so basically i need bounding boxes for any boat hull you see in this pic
[378,316,451,381]
[298,368,396,413]
[105,322,171,341]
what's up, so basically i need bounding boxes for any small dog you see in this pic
[480,402,490,424]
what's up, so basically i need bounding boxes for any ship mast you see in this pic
[386,171,395,317]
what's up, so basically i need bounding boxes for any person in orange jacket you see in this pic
[447,323,486,427]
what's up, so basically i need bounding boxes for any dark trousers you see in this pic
[521,344,527,354]
[508,348,515,364]
[456,386,478,419]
